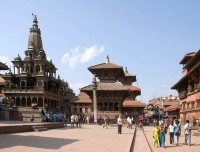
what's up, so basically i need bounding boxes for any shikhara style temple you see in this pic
[2,15,74,115]
[172,51,200,122]
[74,56,145,119]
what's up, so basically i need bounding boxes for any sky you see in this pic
[0,0,200,103]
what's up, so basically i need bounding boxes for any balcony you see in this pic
[3,86,44,93]
[179,91,187,99]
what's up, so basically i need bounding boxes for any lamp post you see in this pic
[92,74,98,124]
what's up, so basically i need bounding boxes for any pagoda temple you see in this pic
[2,15,74,117]
[78,56,145,120]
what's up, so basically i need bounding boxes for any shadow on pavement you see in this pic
[0,134,78,150]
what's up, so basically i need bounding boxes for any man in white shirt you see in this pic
[168,121,174,144]
[184,120,191,146]
[117,115,122,134]
[71,114,75,129]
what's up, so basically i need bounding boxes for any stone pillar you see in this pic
[14,97,16,106]
[25,97,27,108]
[42,97,45,108]
[13,66,15,75]
[36,98,38,105]
[25,80,27,87]
[92,74,98,124]
[19,97,22,107]
[18,66,20,74]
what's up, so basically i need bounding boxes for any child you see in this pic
[153,124,160,148]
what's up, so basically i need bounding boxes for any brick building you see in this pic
[172,51,200,122]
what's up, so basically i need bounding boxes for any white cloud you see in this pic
[70,82,87,95]
[61,45,104,68]
[161,84,166,90]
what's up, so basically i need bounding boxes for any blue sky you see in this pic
[0,0,200,103]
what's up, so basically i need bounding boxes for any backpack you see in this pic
[174,126,180,134]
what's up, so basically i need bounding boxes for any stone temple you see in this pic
[2,15,74,120]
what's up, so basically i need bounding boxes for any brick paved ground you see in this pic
[143,126,200,152]
[0,124,134,152]
[133,128,151,152]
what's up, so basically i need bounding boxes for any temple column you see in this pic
[36,98,38,106]
[13,66,15,75]
[25,97,27,108]
[42,97,45,108]
[19,97,22,107]
[14,97,16,106]
[92,74,98,124]
[18,66,20,74]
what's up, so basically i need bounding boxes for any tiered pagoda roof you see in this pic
[79,55,143,110]
[0,62,8,70]
[73,92,92,104]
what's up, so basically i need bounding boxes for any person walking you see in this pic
[86,115,90,125]
[174,121,181,146]
[117,115,122,134]
[103,115,108,129]
[159,124,165,148]
[75,114,79,128]
[71,114,75,129]
[139,121,143,130]
[184,120,192,146]
[153,124,160,148]
[168,121,174,144]
[127,116,130,128]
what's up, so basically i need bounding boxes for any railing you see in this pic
[3,86,45,93]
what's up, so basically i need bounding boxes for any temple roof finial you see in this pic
[106,55,110,64]
[28,14,43,53]
[125,67,128,73]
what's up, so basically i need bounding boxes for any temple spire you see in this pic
[106,55,110,64]
[28,14,43,52]
[32,15,38,28]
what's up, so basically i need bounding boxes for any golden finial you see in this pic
[106,55,110,64]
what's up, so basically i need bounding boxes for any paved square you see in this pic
[0,124,134,152]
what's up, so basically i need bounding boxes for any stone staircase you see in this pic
[18,108,42,122]
[33,126,48,132]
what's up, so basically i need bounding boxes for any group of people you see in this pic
[153,118,192,148]
[70,114,85,129]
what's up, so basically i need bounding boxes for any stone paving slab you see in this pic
[134,129,151,152]
[0,124,134,152]
[143,126,200,152]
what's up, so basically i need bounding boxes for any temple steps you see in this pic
[33,126,48,132]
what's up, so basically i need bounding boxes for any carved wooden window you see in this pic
[197,99,200,108]
[180,104,182,110]
[182,102,186,110]
[191,101,195,109]
[187,102,190,110]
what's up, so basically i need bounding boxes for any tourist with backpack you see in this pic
[174,121,181,146]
